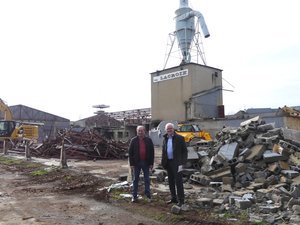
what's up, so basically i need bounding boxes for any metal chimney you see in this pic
[175,0,210,63]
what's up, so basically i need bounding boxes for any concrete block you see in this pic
[187,147,199,159]
[246,144,266,161]
[235,199,252,209]
[278,186,292,197]
[255,135,278,145]
[228,196,241,205]
[200,157,213,174]
[289,214,300,225]
[243,133,255,148]
[251,160,267,168]
[263,150,288,163]
[253,171,267,179]
[281,170,300,179]
[196,140,213,147]
[264,128,282,137]
[292,205,300,215]
[152,169,166,183]
[288,198,300,207]
[212,153,227,165]
[279,139,300,153]
[259,205,280,213]
[235,163,247,174]
[171,204,181,214]
[290,184,300,198]
[222,184,233,192]
[254,178,265,184]
[228,157,238,165]
[189,173,211,185]
[257,123,275,132]
[267,162,280,173]
[197,150,208,157]
[222,176,234,185]
[209,181,223,187]
[281,128,300,144]
[218,142,239,160]
[245,173,253,181]
[240,116,260,127]
[212,198,225,205]
[239,147,251,158]
[264,175,278,187]
[279,160,290,170]
[280,175,291,184]
[290,154,300,168]
[196,197,213,209]
[247,182,264,192]
[242,193,255,203]
[207,166,232,182]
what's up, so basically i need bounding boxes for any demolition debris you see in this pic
[12,128,129,160]
[152,116,300,224]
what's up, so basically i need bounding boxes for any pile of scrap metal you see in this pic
[154,116,300,224]
[30,128,129,160]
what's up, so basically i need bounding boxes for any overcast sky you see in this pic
[1,0,299,121]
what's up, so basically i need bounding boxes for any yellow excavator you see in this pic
[176,123,212,144]
[0,98,39,144]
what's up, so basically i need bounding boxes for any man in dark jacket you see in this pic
[129,125,154,203]
[161,122,187,207]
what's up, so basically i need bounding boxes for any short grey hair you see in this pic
[165,123,174,130]
[136,125,145,131]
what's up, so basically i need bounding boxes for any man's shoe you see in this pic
[166,199,178,204]
[131,197,138,203]
[177,202,184,207]
[147,197,152,203]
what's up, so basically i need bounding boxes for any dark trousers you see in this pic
[132,160,151,199]
[166,159,184,204]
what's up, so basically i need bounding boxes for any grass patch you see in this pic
[30,169,49,176]
[25,162,43,168]
[254,222,266,225]
[0,156,22,165]
[110,189,127,200]
[223,212,234,219]
[0,155,46,171]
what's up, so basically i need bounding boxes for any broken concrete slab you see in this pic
[257,123,275,133]
[187,147,199,159]
[235,198,252,209]
[281,170,300,179]
[263,150,289,163]
[245,144,266,161]
[240,116,261,127]
[218,142,239,160]
[206,166,232,182]
[195,197,213,209]
[281,128,300,144]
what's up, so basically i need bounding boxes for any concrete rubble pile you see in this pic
[31,128,129,160]
[155,116,300,224]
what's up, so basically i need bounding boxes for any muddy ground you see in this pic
[0,152,251,225]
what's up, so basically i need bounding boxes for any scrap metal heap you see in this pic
[30,128,129,160]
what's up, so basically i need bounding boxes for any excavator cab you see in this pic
[0,98,39,144]
[0,120,17,138]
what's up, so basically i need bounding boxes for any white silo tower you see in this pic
[164,0,210,68]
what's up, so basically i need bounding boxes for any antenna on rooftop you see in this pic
[93,104,110,115]
[164,0,210,69]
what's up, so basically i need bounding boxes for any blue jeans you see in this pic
[132,160,151,199]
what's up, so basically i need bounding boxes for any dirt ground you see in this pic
[0,150,246,225]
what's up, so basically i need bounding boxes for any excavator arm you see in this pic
[0,98,13,120]
[0,98,38,141]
